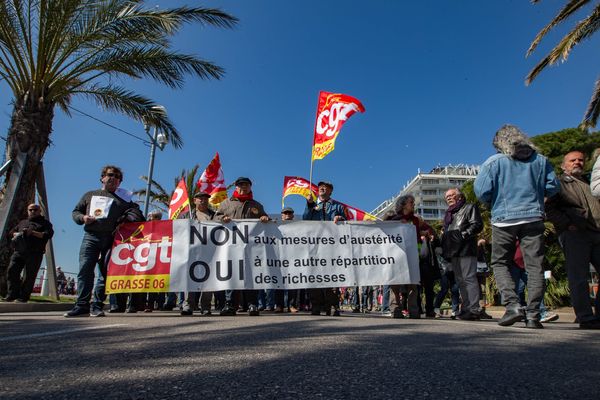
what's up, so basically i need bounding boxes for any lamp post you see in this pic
[143,106,168,218]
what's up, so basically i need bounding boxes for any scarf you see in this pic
[233,189,253,202]
[444,198,465,230]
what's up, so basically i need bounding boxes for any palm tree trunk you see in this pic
[0,94,53,296]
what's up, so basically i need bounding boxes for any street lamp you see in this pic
[143,105,168,218]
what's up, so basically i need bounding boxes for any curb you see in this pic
[0,302,73,313]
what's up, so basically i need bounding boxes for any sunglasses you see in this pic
[104,172,121,179]
[28,208,40,212]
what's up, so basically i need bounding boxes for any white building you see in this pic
[371,164,480,222]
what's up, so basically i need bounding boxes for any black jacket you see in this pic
[11,215,54,253]
[442,203,483,258]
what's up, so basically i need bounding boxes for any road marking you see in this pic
[0,324,127,342]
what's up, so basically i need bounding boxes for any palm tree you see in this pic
[526,1,600,129]
[0,1,237,291]
[132,164,202,216]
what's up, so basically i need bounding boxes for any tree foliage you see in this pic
[527,1,600,129]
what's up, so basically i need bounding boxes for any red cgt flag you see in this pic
[197,152,228,207]
[312,91,365,160]
[282,176,318,206]
[340,202,377,221]
[168,178,190,220]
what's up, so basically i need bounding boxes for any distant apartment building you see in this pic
[371,164,480,222]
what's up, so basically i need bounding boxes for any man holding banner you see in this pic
[214,177,269,316]
[65,165,140,318]
[303,181,346,316]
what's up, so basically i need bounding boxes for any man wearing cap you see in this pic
[215,177,269,316]
[303,181,346,316]
[181,192,216,316]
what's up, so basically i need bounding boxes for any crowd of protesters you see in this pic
[3,124,600,330]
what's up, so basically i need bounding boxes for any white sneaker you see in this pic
[434,308,442,318]
[540,312,559,323]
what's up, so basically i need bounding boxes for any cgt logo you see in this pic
[108,221,172,275]
[315,102,360,138]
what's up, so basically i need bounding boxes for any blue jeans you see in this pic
[76,232,114,310]
[381,285,390,312]
[434,271,460,312]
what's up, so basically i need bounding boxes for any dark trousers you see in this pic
[310,288,339,312]
[6,251,44,301]
[491,221,545,320]
[559,229,600,323]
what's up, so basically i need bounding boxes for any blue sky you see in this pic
[2,1,600,274]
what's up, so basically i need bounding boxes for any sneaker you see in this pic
[352,307,361,313]
[14,298,27,303]
[434,308,442,318]
[108,306,125,313]
[248,304,260,316]
[126,307,137,314]
[479,310,493,320]
[540,312,559,323]
[382,310,392,317]
[450,311,457,320]
[392,309,404,319]
[180,303,193,316]
[90,308,106,317]
[0,296,17,302]
[219,305,236,316]
[200,309,212,316]
[64,307,90,318]
[332,309,341,316]
[289,306,299,313]
[264,306,273,312]
[274,306,284,313]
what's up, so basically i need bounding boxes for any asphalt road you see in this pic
[0,311,598,400]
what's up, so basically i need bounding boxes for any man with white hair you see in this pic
[475,124,559,328]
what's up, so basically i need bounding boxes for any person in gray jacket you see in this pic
[214,177,269,316]
[475,125,560,329]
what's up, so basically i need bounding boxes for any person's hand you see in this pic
[477,239,486,247]
[333,216,343,223]
[222,216,232,223]
[22,228,31,236]
[259,215,269,223]
[83,215,96,225]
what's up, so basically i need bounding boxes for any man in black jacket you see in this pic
[442,188,483,320]
[2,204,53,303]
[65,165,140,317]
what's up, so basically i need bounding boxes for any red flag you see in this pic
[340,202,377,221]
[168,178,190,220]
[312,91,365,160]
[282,176,318,206]
[197,152,228,207]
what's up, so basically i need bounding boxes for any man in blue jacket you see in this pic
[303,181,346,316]
[475,124,560,328]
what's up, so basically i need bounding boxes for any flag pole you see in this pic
[308,91,320,200]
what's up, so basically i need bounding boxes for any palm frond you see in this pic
[581,75,600,129]
[527,0,591,56]
[526,3,600,85]
[71,84,183,148]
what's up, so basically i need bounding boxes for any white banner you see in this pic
[106,220,419,293]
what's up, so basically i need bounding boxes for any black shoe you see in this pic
[126,307,137,314]
[1,296,17,302]
[14,298,27,303]
[392,309,404,319]
[248,304,260,316]
[352,307,360,313]
[108,307,125,313]
[219,306,236,316]
[479,310,493,320]
[332,309,341,316]
[200,309,212,316]
[180,304,193,316]
[90,308,106,317]
[161,303,175,311]
[64,307,90,318]
[580,319,600,329]
[459,311,480,321]
[425,312,437,318]
[498,308,525,326]
[325,309,331,316]
[525,319,543,329]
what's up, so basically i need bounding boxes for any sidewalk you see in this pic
[0,301,73,313]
